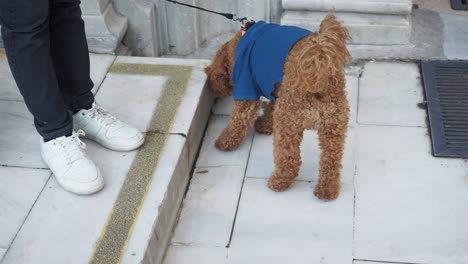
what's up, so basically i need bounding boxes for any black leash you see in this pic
[165,0,248,24]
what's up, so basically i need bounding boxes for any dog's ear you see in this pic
[204,66,212,75]
[204,41,235,97]
[204,65,214,79]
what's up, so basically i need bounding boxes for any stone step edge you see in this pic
[143,89,214,264]
[114,73,213,264]
[282,0,412,15]
[282,12,411,45]
[282,11,411,26]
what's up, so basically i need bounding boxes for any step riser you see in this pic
[144,89,214,264]
[282,12,411,45]
[282,0,412,15]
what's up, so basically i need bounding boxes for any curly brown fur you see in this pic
[205,15,351,201]
[255,101,274,135]
[204,32,241,97]
[215,100,261,151]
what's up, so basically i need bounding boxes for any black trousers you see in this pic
[0,0,94,140]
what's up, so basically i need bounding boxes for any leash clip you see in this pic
[234,15,249,24]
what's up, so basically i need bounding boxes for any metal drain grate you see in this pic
[422,61,468,158]
[451,0,468,10]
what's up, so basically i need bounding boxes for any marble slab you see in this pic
[212,97,234,116]
[2,134,190,264]
[358,62,427,127]
[442,14,468,60]
[89,53,116,94]
[196,116,254,168]
[112,57,212,137]
[94,73,167,132]
[164,245,228,264]
[171,166,245,247]
[0,101,45,168]
[0,167,50,248]
[1,140,138,264]
[0,248,6,262]
[354,126,468,264]
[228,178,354,264]
[246,128,357,184]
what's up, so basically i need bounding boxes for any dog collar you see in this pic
[241,20,256,36]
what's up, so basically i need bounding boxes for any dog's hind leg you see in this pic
[268,97,304,191]
[314,109,348,201]
[215,100,261,151]
[254,101,274,135]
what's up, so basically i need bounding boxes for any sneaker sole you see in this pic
[86,135,145,152]
[41,151,105,195]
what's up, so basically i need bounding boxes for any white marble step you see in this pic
[282,0,412,15]
[282,11,411,45]
[1,57,213,264]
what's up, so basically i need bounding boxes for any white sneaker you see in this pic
[41,130,104,195]
[73,103,144,151]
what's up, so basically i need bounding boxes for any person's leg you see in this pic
[49,0,94,113]
[47,0,144,152]
[0,0,72,141]
[0,0,103,195]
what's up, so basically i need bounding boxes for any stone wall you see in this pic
[112,0,159,56]
[160,0,281,56]
[82,0,128,54]
[92,0,279,56]
[86,0,281,56]
[0,0,413,56]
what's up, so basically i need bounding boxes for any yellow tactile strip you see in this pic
[90,63,193,264]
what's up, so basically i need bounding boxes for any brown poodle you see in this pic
[204,15,351,201]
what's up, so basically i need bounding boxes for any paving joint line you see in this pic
[226,132,256,248]
[356,123,427,128]
[2,172,53,261]
[194,164,243,170]
[356,67,363,125]
[164,112,214,258]
[214,113,230,117]
[145,129,187,138]
[0,164,49,171]
[352,163,358,258]
[93,55,118,96]
[354,258,428,264]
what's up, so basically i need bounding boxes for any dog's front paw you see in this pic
[268,172,294,191]
[215,136,242,151]
[313,184,340,201]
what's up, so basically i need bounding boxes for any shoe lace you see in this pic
[57,130,87,165]
[87,104,119,129]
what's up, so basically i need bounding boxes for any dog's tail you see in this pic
[300,15,351,93]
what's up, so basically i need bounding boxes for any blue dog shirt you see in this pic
[232,21,311,101]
